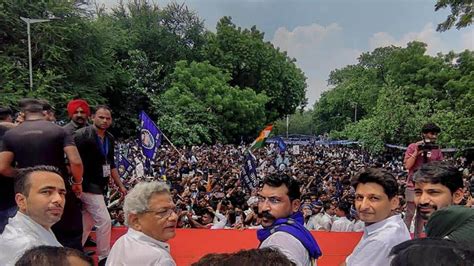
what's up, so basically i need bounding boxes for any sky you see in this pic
[98,0,473,107]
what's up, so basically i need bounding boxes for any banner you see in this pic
[139,111,162,160]
[292,145,300,155]
[117,155,134,179]
[240,152,259,191]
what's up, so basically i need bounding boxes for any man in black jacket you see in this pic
[74,105,127,265]
[0,99,84,249]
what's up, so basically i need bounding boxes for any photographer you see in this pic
[403,122,443,235]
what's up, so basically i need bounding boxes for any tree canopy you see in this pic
[0,0,306,143]
[314,42,473,153]
[435,0,473,31]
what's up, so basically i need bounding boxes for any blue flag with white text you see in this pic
[139,111,162,160]
[240,151,259,191]
[117,155,134,179]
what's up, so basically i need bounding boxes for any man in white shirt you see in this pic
[257,173,322,266]
[331,201,354,232]
[307,202,333,231]
[344,168,410,266]
[0,166,66,266]
[107,181,177,266]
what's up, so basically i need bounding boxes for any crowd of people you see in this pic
[109,139,472,233]
[0,98,473,266]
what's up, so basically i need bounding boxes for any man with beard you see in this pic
[74,105,127,265]
[403,123,443,235]
[257,173,322,265]
[63,99,95,249]
[64,99,90,135]
[413,161,464,229]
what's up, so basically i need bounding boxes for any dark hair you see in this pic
[413,161,463,194]
[18,98,43,113]
[421,123,441,134]
[352,168,398,199]
[192,248,295,266]
[262,173,301,201]
[93,105,112,114]
[390,238,474,266]
[202,209,215,220]
[38,99,54,112]
[337,201,351,216]
[15,166,63,197]
[15,245,93,266]
[0,106,13,121]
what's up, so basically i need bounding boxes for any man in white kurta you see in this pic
[0,212,62,265]
[106,228,175,266]
[106,181,178,266]
[0,166,66,266]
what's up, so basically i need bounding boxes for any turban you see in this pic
[67,99,90,118]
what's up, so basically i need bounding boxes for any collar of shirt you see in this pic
[10,212,61,245]
[127,228,170,253]
[364,214,402,236]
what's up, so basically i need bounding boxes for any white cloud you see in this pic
[461,28,474,51]
[369,23,447,55]
[271,23,361,107]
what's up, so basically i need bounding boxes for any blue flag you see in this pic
[240,151,259,191]
[139,111,162,160]
[117,155,134,179]
[276,136,287,152]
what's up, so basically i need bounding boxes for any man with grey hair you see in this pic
[106,181,178,266]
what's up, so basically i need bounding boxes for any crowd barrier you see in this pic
[110,227,363,266]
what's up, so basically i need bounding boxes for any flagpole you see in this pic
[160,130,184,158]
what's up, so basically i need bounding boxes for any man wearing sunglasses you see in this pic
[107,181,178,266]
[257,173,322,265]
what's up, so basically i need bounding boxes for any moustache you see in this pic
[417,203,437,210]
[259,211,275,220]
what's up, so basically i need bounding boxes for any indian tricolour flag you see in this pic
[250,125,273,150]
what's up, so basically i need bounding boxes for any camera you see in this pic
[417,140,439,151]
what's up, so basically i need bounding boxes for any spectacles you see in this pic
[143,207,177,219]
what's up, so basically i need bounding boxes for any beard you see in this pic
[417,203,438,220]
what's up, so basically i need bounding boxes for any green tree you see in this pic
[435,0,473,31]
[326,43,474,153]
[273,110,316,136]
[0,0,111,117]
[202,16,307,122]
[90,0,208,137]
[156,60,268,146]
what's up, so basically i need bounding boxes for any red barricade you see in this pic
[111,227,362,266]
